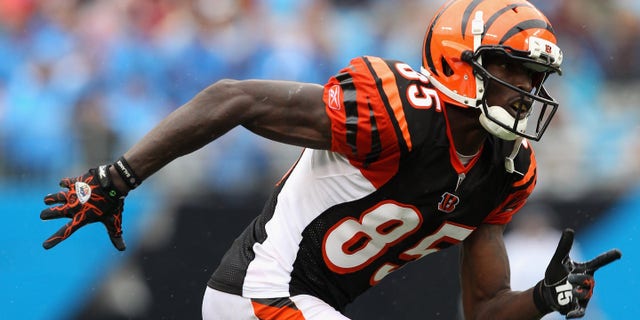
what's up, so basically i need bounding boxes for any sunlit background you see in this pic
[2,0,638,319]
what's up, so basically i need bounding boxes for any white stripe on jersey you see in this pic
[202,287,349,319]
[242,148,376,298]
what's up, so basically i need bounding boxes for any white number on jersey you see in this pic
[395,62,442,111]
[323,201,475,284]
[324,201,422,273]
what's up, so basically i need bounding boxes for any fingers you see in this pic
[102,214,126,251]
[40,206,74,220]
[42,213,126,250]
[568,274,594,300]
[44,191,68,205]
[41,171,127,251]
[551,229,575,264]
[562,249,620,320]
[545,229,575,284]
[45,176,80,205]
[42,188,78,219]
[565,274,591,319]
[43,231,66,249]
[109,235,126,251]
[566,307,586,319]
[58,177,74,189]
[42,219,88,249]
[585,249,622,273]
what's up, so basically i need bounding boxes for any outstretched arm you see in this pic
[40,79,330,250]
[122,79,330,184]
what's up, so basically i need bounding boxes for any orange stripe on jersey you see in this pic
[367,56,412,150]
[513,141,536,188]
[483,143,537,225]
[251,298,306,320]
[323,57,403,188]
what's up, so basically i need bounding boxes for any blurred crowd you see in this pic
[0,0,639,198]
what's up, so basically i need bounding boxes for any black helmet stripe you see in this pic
[424,0,456,77]
[462,2,540,41]
[499,19,554,44]
[461,0,485,40]
[482,3,535,40]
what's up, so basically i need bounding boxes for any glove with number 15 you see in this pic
[534,228,621,319]
[40,165,127,251]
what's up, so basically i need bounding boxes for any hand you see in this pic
[534,229,621,318]
[41,165,127,251]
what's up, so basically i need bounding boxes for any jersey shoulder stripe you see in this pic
[323,57,402,187]
[364,56,413,152]
[323,56,414,188]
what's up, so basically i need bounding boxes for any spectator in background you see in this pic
[74,90,118,168]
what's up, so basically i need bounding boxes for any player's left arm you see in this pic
[461,223,622,320]
[460,223,541,320]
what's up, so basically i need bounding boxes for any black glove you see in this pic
[534,228,621,318]
[40,165,127,251]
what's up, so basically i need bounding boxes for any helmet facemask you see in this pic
[464,45,561,141]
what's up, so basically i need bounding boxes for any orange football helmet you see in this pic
[421,0,563,141]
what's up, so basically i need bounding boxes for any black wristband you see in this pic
[113,156,142,190]
[533,280,553,315]
[95,165,126,199]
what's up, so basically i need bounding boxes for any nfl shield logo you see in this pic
[75,181,92,204]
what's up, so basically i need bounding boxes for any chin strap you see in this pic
[505,137,524,175]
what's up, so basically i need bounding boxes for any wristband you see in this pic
[533,280,553,315]
[113,156,142,190]
[96,165,126,199]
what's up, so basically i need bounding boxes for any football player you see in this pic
[40,0,620,319]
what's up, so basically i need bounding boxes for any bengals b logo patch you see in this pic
[438,192,460,213]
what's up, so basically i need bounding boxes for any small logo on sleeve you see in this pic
[328,85,342,110]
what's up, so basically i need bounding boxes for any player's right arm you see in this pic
[121,79,331,186]
[40,79,330,250]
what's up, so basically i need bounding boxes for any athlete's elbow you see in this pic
[195,79,256,111]
[203,79,243,100]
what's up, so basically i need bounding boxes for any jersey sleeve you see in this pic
[322,56,413,188]
[483,141,537,224]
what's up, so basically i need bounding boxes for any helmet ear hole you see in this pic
[441,57,454,76]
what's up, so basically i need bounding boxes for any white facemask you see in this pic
[478,106,528,141]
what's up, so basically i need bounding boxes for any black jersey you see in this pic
[209,56,536,311]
